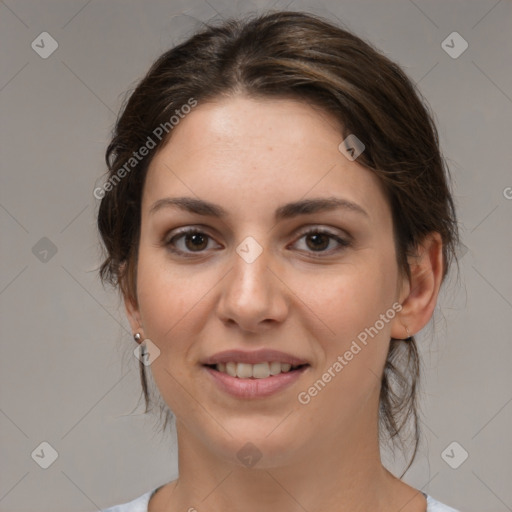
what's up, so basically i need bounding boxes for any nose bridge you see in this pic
[217,235,287,330]
[231,235,273,305]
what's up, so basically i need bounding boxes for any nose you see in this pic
[216,243,288,333]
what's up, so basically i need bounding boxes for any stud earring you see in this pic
[133,332,142,343]
[405,326,413,340]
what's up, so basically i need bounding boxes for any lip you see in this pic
[200,349,309,366]
[203,364,309,399]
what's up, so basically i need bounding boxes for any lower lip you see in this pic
[203,365,309,399]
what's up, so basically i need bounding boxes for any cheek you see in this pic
[135,253,197,376]
[301,259,398,343]
[135,246,204,335]
[135,254,203,416]
[299,252,398,402]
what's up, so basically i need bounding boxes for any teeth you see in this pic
[214,361,298,379]
[237,363,253,379]
[269,361,282,375]
[226,362,237,377]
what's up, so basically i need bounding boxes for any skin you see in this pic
[123,96,444,512]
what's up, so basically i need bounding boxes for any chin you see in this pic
[209,426,307,470]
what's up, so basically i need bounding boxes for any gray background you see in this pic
[1,0,511,511]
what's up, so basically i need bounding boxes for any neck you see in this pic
[159,403,415,512]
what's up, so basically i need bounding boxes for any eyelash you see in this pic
[163,227,351,258]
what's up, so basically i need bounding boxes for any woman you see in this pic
[97,10,460,512]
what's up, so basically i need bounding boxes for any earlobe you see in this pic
[120,272,144,339]
[118,261,145,338]
[123,292,141,329]
[390,232,444,339]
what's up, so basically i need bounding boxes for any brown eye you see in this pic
[164,228,220,256]
[184,232,208,251]
[305,232,330,251]
[293,228,351,256]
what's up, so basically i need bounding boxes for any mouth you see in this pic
[203,362,310,379]
[203,362,310,399]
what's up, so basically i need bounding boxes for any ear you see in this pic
[120,262,145,339]
[391,232,444,339]
[124,291,144,337]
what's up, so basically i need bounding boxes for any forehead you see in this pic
[143,96,390,224]
[157,95,343,159]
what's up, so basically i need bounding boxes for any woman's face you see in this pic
[126,96,409,467]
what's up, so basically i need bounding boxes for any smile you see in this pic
[203,363,310,399]
[206,361,308,379]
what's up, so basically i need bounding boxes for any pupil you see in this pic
[307,233,328,251]
[187,233,207,251]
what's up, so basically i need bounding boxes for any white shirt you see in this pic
[101,486,460,511]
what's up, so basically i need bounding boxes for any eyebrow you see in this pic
[149,196,369,220]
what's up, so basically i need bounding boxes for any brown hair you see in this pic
[97,10,459,475]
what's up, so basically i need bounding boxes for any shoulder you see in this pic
[100,487,458,512]
[101,486,160,512]
[426,494,460,512]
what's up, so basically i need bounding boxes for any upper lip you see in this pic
[201,349,309,366]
